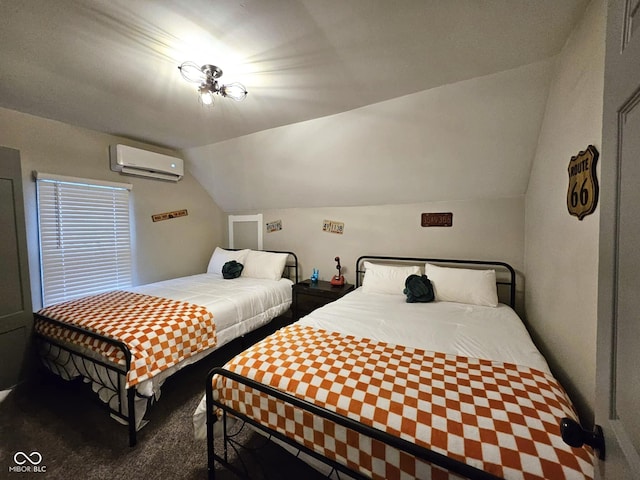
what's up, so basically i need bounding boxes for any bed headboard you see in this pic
[355,256,516,308]
[274,250,299,284]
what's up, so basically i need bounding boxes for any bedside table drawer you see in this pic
[296,294,333,316]
[292,280,355,320]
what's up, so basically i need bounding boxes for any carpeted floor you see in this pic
[0,323,327,480]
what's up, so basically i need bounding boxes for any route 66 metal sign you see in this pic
[567,145,599,220]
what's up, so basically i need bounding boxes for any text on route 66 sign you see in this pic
[567,145,599,221]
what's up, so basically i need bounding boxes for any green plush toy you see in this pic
[222,260,244,279]
[403,274,435,303]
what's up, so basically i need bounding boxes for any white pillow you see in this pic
[241,250,289,281]
[425,263,498,307]
[362,261,421,295]
[206,247,250,275]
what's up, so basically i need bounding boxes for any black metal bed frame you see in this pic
[33,250,298,447]
[33,315,140,445]
[206,256,517,479]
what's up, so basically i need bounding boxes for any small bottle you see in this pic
[311,268,319,283]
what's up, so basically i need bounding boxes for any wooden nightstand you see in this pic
[292,280,355,320]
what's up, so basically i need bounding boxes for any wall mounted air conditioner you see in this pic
[109,144,184,182]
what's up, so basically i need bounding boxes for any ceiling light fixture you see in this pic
[178,61,248,106]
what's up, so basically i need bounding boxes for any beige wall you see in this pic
[231,197,525,311]
[524,0,605,424]
[0,107,225,310]
[185,59,553,212]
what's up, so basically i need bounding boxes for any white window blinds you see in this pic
[36,173,133,307]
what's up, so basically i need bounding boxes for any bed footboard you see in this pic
[206,367,501,480]
[33,313,142,447]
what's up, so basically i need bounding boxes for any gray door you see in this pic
[596,0,640,477]
[0,147,33,389]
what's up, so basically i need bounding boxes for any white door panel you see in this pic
[0,146,33,389]
[596,0,640,477]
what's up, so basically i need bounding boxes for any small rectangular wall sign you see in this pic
[152,209,188,222]
[266,220,282,232]
[323,219,344,234]
[421,212,453,227]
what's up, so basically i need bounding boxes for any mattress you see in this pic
[296,287,550,374]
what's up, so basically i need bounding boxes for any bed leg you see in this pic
[207,417,216,480]
[128,388,137,447]
[222,410,230,462]
[206,382,216,480]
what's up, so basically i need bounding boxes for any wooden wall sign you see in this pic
[421,212,453,227]
[567,145,599,220]
[152,209,188,222]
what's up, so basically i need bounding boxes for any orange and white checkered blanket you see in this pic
[212,324,593,480]
[36,291,216,388]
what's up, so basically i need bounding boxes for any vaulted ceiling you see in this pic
[0,0,589,151]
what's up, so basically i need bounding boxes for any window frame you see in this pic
[35,172,133,307]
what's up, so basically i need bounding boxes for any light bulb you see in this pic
[179,62,206,83]
[198,85,215,106]
[220,82,248,101]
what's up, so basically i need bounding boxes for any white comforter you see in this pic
[193,287,550,440]
[296,287,550,373]
[123,273,293,398]
[40,273,293,429]
[131,273,293,350]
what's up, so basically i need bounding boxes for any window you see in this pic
[35,172,133,307]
